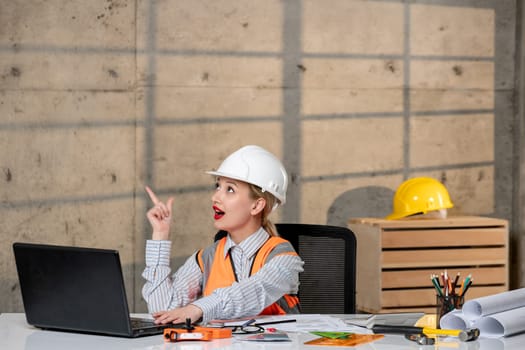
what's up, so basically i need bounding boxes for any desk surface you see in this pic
[1,313,524,350]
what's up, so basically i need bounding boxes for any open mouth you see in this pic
[213,206,225,220]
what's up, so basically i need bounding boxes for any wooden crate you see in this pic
[348,216,509,314]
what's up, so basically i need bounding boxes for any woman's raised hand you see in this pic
[145,186,174,240]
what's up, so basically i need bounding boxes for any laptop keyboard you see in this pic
[131,318,157,329]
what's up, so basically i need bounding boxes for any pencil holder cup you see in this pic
[436,294,464,328]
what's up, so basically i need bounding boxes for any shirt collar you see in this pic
[223,227,269,259]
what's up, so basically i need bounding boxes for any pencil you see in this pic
[460,279,473,297]
[254,319,297,326]
[460,274,472,296]
[431,275,443,297]
[452,272,460,293]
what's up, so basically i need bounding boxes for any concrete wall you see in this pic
[0,0,520,313]
[517,0,525,297]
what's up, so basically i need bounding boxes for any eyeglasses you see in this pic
[227,324,264,334]
[206,318,297,335]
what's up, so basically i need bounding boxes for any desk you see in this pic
[1,313,524,350]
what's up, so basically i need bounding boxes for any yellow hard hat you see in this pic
[386,177,454,220]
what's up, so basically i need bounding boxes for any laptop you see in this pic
[13,242,174,338]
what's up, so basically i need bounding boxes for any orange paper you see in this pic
[305,334,384,346]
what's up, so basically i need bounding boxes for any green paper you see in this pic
[310,331,353,339]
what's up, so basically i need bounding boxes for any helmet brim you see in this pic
[206,170,247,184]
[206,170,285,206]
[385,203,453,220]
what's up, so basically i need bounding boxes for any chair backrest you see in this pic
[276,223,356,314]
[213,224,357,314]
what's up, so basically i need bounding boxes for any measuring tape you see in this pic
[164,326,232,342]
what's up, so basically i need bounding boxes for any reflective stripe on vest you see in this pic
[196,236,300,315]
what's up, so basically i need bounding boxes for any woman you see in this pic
[142,145,304,325]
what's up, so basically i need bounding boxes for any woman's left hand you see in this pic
[152,304,203,324]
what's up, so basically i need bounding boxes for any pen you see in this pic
[254,319,297,326]
[242,319,257,327]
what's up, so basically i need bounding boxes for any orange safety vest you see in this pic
[196,236,300,315]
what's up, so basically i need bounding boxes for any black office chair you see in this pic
[276,223,356,314]
[213,223,357,314]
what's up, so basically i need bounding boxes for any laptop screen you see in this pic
[13,242,135,336]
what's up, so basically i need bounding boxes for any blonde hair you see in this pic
[248,184,280,237]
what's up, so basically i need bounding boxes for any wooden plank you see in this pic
[381,267,507,289]
[378,307,436,314]
[382,247,507,268]
[380,286,507,307]
[350,222,382,313]
[381,228,507,248]
[349,216,508,229]
[357,305,436,314]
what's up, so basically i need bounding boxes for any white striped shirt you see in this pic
[141,227,304,323]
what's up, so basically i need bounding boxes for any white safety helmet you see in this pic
[206,145,288,207]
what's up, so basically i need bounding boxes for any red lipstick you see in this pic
[213,205,224,220]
